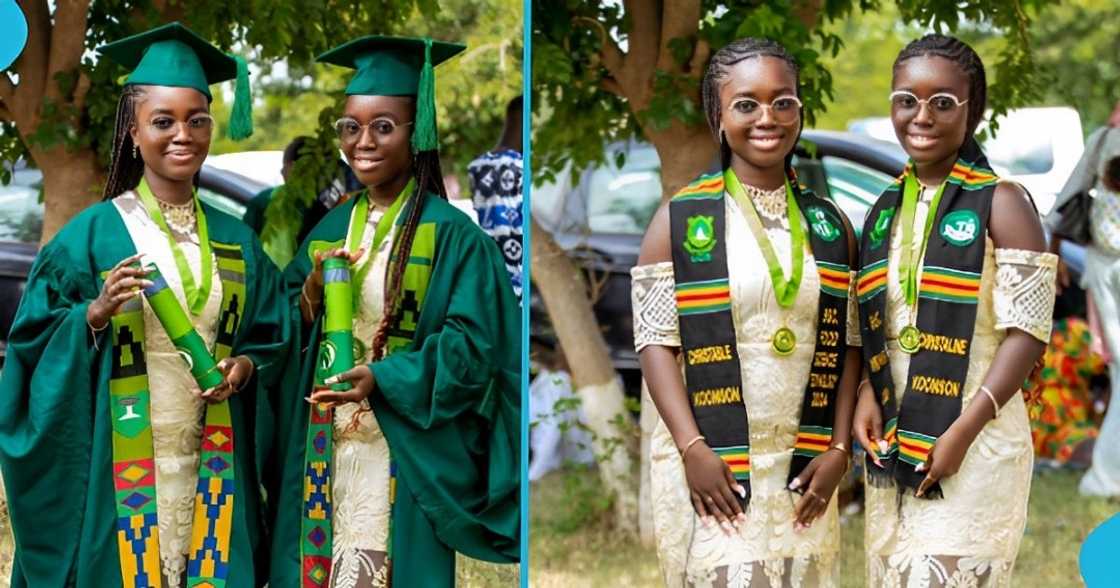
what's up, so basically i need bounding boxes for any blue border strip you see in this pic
[520,0,531,585]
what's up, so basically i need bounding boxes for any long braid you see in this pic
[368,150,448,361]
[893,34,988,136]
[701,37,802,171]
[102,85,148,201]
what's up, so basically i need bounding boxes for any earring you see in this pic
[132,144,138,158]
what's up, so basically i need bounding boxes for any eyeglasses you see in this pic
[726,95,802,124]
[334,117,413,144]
[147,114,214,136]
[889,91,968,117]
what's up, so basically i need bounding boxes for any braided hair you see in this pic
[893,34,987,137]
[367,144,448,362]
[700,37,802,169]
[102,85,149,200]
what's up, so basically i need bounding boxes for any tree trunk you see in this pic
[35,146,105,244]
[638,379,656,546]
[530,218,639,534]
[647,122,718,199]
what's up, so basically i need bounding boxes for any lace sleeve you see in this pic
[846,270,861,346]
[631,262,680,352]
[993,248,1058,343]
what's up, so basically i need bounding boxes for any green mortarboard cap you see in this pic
[98,22,253,140]
[317,36,465,152]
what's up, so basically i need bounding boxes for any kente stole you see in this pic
[668,169,850,507]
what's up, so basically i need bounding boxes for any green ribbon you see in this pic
[724,169,804,308]
[136,177,213,316]
[344,178,415,309]
[898,170,947,306]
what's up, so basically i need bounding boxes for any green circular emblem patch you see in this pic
[806,206,842,242]
[684,214,716,262]
[940,210,980,246]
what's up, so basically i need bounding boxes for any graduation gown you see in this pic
[269,194,520,587]
[0,200,289,587]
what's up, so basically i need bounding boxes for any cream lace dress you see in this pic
[631,186,861,588]
[113,191,225,588]
[864,186,1056,587]
[326,199,396,588]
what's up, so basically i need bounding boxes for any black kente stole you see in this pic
[669,168,850,507]
[857,138,996,498]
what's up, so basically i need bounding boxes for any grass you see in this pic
[456,556,520,586]
[531,466,1118,587]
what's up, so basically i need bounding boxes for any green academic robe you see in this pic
[269,194,520,587]
[0,201,290,587]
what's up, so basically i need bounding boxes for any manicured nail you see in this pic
[788,478,802,491]
[736,484,746,499]
[915,463,927,472]
[324,375,339,385]
[737,513,747,523]
[878,440,889,453]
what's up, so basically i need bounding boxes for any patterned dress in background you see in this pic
[1029,318,1105,466]
[468,148,523,300]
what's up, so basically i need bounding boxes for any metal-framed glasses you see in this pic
[334,117,413,143]
[727,95,802,124]
[889,90,969,117]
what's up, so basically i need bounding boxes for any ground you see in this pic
[530,466,1117,587]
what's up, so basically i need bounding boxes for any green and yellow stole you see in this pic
[857,138,996,498]
[668,168,851,506]
[108,241,246,588]
[300,197,436,587]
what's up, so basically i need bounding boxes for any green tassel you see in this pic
[228,53,253,140]
[411,39,438,153]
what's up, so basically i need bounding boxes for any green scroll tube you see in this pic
[141,265,223,389]
[321,256,355,391]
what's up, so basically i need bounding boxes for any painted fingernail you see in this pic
[736,484,746,498]
[142,280,154,287]
[788,478,802,490]
[878,440,889,453]
[915,463,926,472]
[323,376,339,385]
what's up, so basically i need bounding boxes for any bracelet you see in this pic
[980,385,1000,419]
[827,441,850,456]
[680,435,706,458]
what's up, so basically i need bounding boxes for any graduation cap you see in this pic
[97,22,253,140]
[317,35,466,153]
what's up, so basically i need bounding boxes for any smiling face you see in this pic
[891,55,972,169]
[129,85,213,182]
[338,95,415,189]
[718,56,801,174]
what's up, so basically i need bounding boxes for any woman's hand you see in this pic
[87,253,152,330]
[915,421,977,497]
[852,384,887,467]
[790,449,848,529]
[197,355,254,404]
[683,441,745,535]
[301,248,364,319]
[309,365,376,406]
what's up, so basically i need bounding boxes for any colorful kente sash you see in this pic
[668,168,851,507]
[858,138,996,498]
[300,204,437,587]
[108,240,246,588]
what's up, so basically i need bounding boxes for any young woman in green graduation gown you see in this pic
[0,23,289,588]
[267,37,520,587]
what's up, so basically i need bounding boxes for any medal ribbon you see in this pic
[724,169,804,308]
[898,170,947,307]
[344,178,415,309]
[136,177,213,316]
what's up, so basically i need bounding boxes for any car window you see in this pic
[198,187,247,219]
[821,156,894,232]
[980,124,1055,176]
[0,170,44,245]
[586,147,662,234]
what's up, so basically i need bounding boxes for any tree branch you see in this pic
[657,0,701,73]
[0,74,13,105]
[621,0,660,107]
[688,38,711,77]
[600,76,623,97]
[573,16,626,83]
[47,0,91,103]
[11,0,51,128]
[71,71,91,113]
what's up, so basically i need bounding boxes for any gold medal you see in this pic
[899,325,921,354]
[772,326,796,356]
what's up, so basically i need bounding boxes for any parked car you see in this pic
[0,162,267,363]
[531,130,1085,380]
